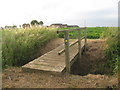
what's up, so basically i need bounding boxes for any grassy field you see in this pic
[2,27,57,68]
[57,27,108,39]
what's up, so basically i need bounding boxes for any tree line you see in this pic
[30,20,44,26]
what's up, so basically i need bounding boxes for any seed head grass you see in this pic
[2,27,57,68]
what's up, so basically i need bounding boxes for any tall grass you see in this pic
[0,30,2,72]
[102,27,119,74]
[2,27,57,68]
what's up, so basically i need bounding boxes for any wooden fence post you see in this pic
[78,30,81,59]
[64,31,70,73]
[84,27,87,51]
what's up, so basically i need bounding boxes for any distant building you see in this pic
[62,24,68,28]
[22,24,30,29]
[50,23,63,28]
[5,25,17,29]
[50,23,79,28]
[0,27,4,30]
[67,25,79,28]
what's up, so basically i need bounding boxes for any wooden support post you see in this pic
[78,30,81,59]
[84,27,87,51]
[64,31,70,73]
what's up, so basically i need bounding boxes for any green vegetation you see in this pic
[1,26,108,68]
[58,27,119,74]
[30,20,44,26]
[58,27,108,39]
[39,21,44,26]
[102,27,119,74]
[0,30,2,70]
[2,27,57,68]
[2,26,119,75]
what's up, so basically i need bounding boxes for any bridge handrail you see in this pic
[58,36,85,55]
[56,27,87,73]
[57,27,86,33]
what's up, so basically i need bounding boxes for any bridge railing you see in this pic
[57,27,87,73]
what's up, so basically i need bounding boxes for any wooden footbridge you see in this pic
[22,27,87,74]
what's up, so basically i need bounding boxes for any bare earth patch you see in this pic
[2,39,118,88]
[36,38,64,57]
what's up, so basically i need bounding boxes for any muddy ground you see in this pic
[2,39,118,88]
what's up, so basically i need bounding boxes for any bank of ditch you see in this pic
[71,39,112,76]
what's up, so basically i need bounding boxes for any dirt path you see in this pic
[2,39,118,88]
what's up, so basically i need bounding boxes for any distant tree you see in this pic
[39,21,44,26]
[19,25,21,28]
[13,25,17,28]
[30,20,39,26]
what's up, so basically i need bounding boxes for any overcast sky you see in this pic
[0,0,119,27]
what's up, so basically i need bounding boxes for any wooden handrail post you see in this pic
[58,40,78,55]
[84,27,87,51]
[64,31,70,73]
[57,27,87,74]
[78,30,81,59]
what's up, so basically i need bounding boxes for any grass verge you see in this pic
[102,27,119,74]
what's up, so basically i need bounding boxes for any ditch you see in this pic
[70,39,112,76]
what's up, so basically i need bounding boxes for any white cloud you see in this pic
[0,0,119,27]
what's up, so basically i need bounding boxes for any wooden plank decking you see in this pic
[22,39,85,73]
